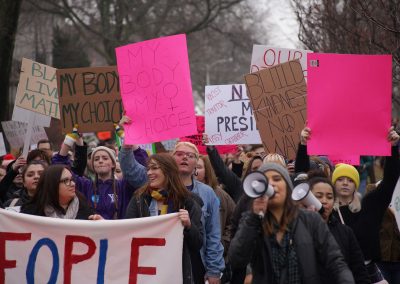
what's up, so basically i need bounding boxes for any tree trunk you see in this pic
[0,0,23,123]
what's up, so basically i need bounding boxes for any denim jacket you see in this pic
[191,178,225,278]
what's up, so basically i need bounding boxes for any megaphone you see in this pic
[243,171,275,198]
[291,183,324,213]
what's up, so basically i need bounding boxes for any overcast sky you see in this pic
[256,0,300,49]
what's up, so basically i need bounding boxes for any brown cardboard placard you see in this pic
[57,66,123,133]
[244,59,307,160]
[15,58,59,119]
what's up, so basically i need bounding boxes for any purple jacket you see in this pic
[52,148,148,219]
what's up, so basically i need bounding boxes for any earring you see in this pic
[194,169,198,176]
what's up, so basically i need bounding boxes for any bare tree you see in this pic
[292,0,400,114]
[27,0,246,64]
[0,0,23,124]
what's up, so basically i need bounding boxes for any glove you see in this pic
[114,123,124,138]
[64,124,81,147]
[114,123,125,147]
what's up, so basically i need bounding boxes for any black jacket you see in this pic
[206,146,243,203]
[229,210,355,284]
[326,215,370,284]
[125,193,205,284]
[333,146,400,261]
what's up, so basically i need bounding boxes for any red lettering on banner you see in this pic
[0,232,31,283]
[129,237,166,284]
[64,235,96,284]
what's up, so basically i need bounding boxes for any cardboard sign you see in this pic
[0,133,6,156]
[250,46,312,78]
[57,66,123,133]
[12,106,51,127]
[0,210,183,284]
[329,155,360,166]
[1,121,48,149]
[205,84,262,145]
[180,116,237,155]
[307,53,392,156]
[244,59,307,160]
[115,34,197,144]
[14,58,59,119]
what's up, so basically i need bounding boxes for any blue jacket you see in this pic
[119,148,225,277]
[191,178,225,278]
[52,147,148,219]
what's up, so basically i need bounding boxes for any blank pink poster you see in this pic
[307,53,392,156]
[115,34,197,144]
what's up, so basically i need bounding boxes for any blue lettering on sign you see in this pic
[26,238,59,284]
[97,239,108,284]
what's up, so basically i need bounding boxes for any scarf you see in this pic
[150,189,173,215]
[44,196,80,219]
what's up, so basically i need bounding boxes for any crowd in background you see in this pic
[0,116,399,284]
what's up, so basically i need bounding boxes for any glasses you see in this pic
[60,177,75,186]
[147,165,161,172]
[174,151,197,160]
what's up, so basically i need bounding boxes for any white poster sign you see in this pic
[250,45,312,78]
[205,84,261,145]
[1,121,48,149]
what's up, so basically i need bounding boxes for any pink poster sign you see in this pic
[180,116,237,155]
[307,53,392,156]
[115,34,197,144]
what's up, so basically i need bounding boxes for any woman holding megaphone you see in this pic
[228,163,355,284]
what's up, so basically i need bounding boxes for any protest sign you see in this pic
[161,139,179,152]
[1,121,48,149]
[244,59,307,160]
[205,84,261,145]
[57,66,123,133]
[307,53,392,156]
[115,34,197,144]
[14,58,59,119]
[329,155,360,166]
[250,46,312,78]
[0,133,6,156]
[12,106,51,127]
[390,178,400,232]
[0,210,183,284]
[180,116,237,155]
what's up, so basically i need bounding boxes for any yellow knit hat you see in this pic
[332,163,360,189]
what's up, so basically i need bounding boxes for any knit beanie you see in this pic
[91,146,116,169]
[258,163,293,191]
[332,163,360,189]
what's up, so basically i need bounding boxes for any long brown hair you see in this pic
[262,171,298,235]
[137,153,190,211]
[198,155,219,190]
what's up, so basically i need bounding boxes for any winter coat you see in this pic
[229,210,355,284]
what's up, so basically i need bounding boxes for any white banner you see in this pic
[1,121,48,149]
[250,45,312,78]
[0,210,183,284]
[205,84,261,145]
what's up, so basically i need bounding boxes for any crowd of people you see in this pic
[0,116,399,284]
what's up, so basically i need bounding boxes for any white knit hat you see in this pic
[90,146,116,169]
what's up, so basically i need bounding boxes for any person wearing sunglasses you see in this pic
[22,165,102,220]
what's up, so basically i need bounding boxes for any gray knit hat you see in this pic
[258,163,293,191]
